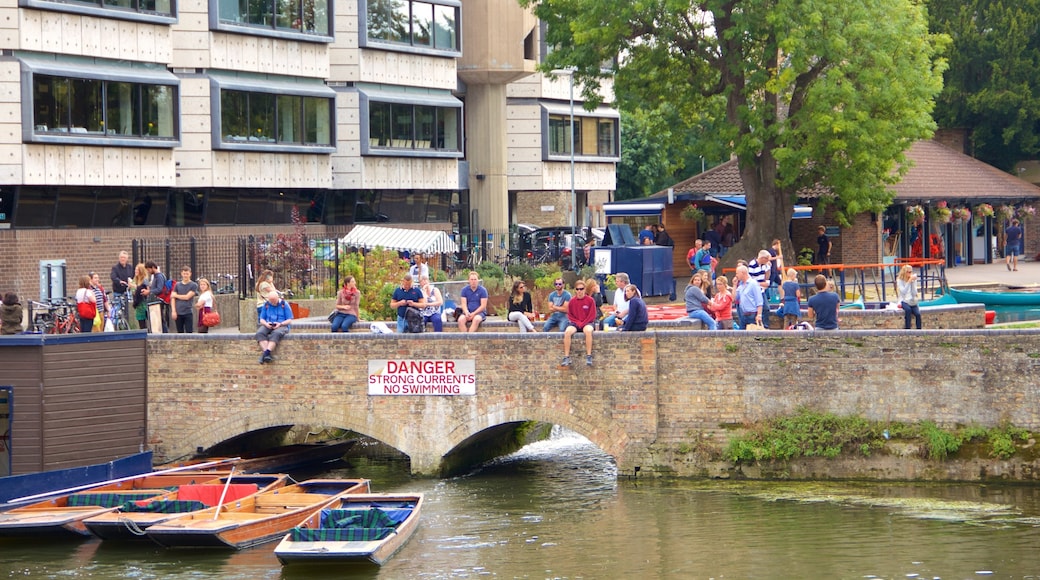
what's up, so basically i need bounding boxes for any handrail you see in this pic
[721,258,947,303]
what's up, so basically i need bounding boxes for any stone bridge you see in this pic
[146,328,1040,477]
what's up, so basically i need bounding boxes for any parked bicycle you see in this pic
[210,273,238,295]
[107,290,132,331]
[29,299,79,334]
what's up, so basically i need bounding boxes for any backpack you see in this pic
[156,273,172,304]
[404,306,424,333]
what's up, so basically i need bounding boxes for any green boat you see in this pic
[947,287,1040,306]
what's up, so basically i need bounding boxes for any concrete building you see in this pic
[0,0,617,299]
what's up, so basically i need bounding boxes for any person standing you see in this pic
[390,274,425,333]
[418,275,443,332]
[131,263,149,330]
[144,261,169,333]
[331,276,361,333]
[255,290,293,364]
[708,276,734,330]
[619,284,648,331]
[1005,219,1023,271]
[684,272,717,330]
[542,278,572,332]
[896,265,922,330]
[109,250,133,314]
[816,226,832,274]
[170,266,199,333]
[410,254,429,283]
[778,268,802,329]
[75,275,96,332]
[807,275,840,330]
[638,225,655,245]
[734,264,764,330]
[746,250,773,328]
[254,270,277,323]
[561,280,596,366]
[654,224,674,247]
[1,293,24,335]
[195,278,214,334]
[89,272,110,332]
[506,279,536,332]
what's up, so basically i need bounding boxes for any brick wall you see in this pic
[146,327,1040,477]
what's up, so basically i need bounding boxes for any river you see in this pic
[3,429,1040,579]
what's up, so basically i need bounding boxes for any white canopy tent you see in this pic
[340,225,459,255]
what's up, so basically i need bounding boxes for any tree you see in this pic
[522,0,947,262]
[929,0,1040,171]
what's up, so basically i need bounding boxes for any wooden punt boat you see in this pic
[0,451,154,510]
[145,478,371,549]
[0,466,237,539]
[83,473,288,541]
[274,493,423,566]
[947,287,1040,307]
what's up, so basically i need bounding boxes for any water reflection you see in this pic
[4,430,1040,579]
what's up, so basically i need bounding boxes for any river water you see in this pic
[4,429,1040,579]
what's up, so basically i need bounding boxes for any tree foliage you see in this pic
[523,0,947,258]
[929,0,1040,171]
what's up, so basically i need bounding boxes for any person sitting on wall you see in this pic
[457,271,488,332]
[389,274,425,333]
[543,278,572,332]
[807,275,840,331]
[561,280,597,367]
[255,290,293,364]
[619,284,648,332]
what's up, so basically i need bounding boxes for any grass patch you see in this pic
[724,408,1033,463]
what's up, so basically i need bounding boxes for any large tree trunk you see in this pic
[718,155,795,271]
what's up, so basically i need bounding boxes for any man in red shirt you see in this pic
[561,281,597,367]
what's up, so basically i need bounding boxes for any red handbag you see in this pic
[201,311,221,328]
[77,300,97,320]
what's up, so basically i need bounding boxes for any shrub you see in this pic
[476,261,505,281]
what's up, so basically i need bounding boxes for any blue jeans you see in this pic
[543,312,568,332]
[687,310,717,330]
[396,315,407,333]
[901,302,922,330]
[738,311,759,330]
[423,313,443,332]
[331,312,357,332]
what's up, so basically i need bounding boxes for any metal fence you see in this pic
[130,228,561,301]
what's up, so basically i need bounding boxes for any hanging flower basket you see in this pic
[952,207,972,223]
[1017,205,1037,221]
[680,203,704,222]
[906,205,925,222]
[930,206,952,224]
[996,204,1016,222]
[973,203,994,225]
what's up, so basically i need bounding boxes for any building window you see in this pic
[20,0,175,21]
[542,105,620,161]
[368,101,459,152]
[363,0,460,55]
[217,89,333,149]
[30,74,177,142]
[214,0,331,37]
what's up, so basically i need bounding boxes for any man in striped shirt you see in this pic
[746,250,773,328]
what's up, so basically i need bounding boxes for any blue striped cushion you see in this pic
[120,500,208,513]
[67,492,162,508]
[290,526,396,542]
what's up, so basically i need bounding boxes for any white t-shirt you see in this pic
[410,263,429,283]
[613,287,630,314]
[197,290,214,310]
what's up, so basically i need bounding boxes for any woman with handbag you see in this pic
[195,278,216,333]
[330,276,360,333]
[75,275,97,332]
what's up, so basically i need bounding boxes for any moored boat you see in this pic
[274,493,423,566]
[947,287,1040,306]
[0,451,154,510]
[0,465,237,539]
[83,473,288,541]
[145,478,370,549]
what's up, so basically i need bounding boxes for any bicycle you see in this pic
[30,300,79,334]
[210,273,238,295]
[108,291,132,331]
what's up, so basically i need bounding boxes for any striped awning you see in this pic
[340,225,459,255]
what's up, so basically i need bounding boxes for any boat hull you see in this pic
[146,479,370,550]
[948,287,1040,306]
[275,493,423,566]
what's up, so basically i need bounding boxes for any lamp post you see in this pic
[552,68,577,271]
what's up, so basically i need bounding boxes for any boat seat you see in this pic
[177,484,259,506]
[255,493,324,510]
[67,491,167,508]
[121,500,208,514]
[290,526,396,542]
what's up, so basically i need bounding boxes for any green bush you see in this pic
[476,261,505,280]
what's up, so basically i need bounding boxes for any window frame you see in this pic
[209,0,334,42]
[19,0,176,23]
[358,88,463,159]
[540,103,620,162]
[20,55,181,148]
[359,0,461,57]
[209,73,336,153]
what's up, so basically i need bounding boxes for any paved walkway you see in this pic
[944,260,1038,289]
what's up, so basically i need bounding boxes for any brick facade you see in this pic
[146,328,1040,478]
